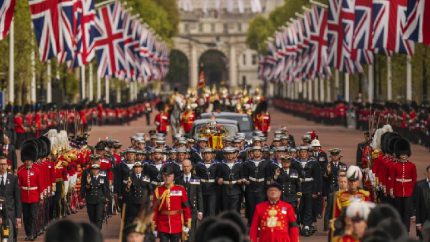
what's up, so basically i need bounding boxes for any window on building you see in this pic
[242,76,247,87]
[243,54,246,65]
[199,23,203,32]
[252,54,258,65]
[184,24,189,32]
[223,23,228,33]
[211,23,216,32]
[237,23,242,32]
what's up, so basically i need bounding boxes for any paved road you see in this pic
[20,107,428,242]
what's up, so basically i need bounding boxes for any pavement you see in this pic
[19,107,429,242]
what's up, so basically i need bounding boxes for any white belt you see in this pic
[22,187,38,191]
[223,180,239,185]
[249,177,265,182]
[201,179,215,183]
[395,178,412,183]
[151,181,164,186]
[304,178,314,182]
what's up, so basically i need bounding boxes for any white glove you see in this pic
[153,231,158,237]
[183,226,190,234]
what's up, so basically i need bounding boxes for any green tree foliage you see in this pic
[246,16,274,53]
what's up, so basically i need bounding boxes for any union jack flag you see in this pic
[29,0,75,62]
[327,0,361,73]
[372,0,414,55]
[94,2,125,78]
[352,0,374,64]
[404,0,430,46]
[308,5,330,79]
[123,13,139,80]
[71,0,96,67]
[0,0,15,40]
[139,26,152,82]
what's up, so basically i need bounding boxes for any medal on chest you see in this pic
[267,207,278,228]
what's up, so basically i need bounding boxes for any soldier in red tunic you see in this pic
[154,102,170,135]
[18,140,43,241]
[153,166,191,242]
[388,138,416,231]
[254,101,271,136]
[249,182,299,242]
[180,105,196,134]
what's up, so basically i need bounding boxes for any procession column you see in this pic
[229,44,238,88]
[47,60,52,103]
[406,56,412,101]
[8,20,14,103]
[190,43,198,88]
[368,64,374,103]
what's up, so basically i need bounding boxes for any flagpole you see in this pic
[368,64,374,103]
[47,60,52,103]
[81,65,86,99]
[406,56,412,101]
[8,19,14,104]
[334,69,339,99]
[89,63,94,101]
[308,80,312,101]
[310,0,328,8]
[345,73,350,102]
[303,80,307,99]
[117,85,121,103]
[105,76,110,104]
[31,47,36,104]
[326,77,331,102]
[97,73,101,101]
[387,56,392,101]
[129,82,133,101]
[319,77,325,102]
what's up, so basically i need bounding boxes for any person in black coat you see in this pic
[273,156,301,210]
[0,156,21,241]
[356,131,371,168]
[414,165,430,239]
[80,164,110,229]
[2,135,17,174]
[175,159,203,240]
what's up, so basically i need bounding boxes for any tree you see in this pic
[246,16,274,54]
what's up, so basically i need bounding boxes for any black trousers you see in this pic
[87,203,105,229]
[394,196,412,231]
[245,190,265,223]
[203,193,217,217]
[299,193,313,227]
[124,203,141,226]
[222,194,241,213]
[159,232,181,242]
[22,202,37,237]
[53,181,63,218]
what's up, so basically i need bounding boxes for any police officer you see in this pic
[174,159,203,240]
[194,148,219,217]
[217,147,243,213]
[80,163,110,229]
[274,156,301,210]
[242,146,271,222]
[123,162,152,226]
[296,146,322,236]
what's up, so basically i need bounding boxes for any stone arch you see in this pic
[165,49,189,93]
[198,49,228,88]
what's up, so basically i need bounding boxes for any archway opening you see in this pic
[166,49,189,93]
[199,49,228,88]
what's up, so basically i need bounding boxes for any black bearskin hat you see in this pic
[21,140,39,162]
[394,138,411,158]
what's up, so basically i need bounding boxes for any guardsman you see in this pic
[249,182,299,242]
[274,156,301,211]
[254,101,271,136]
[174,159,203,240]
[388,138,416,231]
[14,107,27,148]
[154,104,170,135]
[217,147,243,213]
[180,105,196,134]
[296,146,322,236]
[153,166,191,242]
[18,141,43,241]
[80,163,110,229]
[194,148,219,217]
[123,162,152,226]
[242,146,271,223]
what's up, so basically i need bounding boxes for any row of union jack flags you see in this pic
[0,0,169,81]
[258,0,430,83]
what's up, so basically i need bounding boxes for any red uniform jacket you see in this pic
[155,112,169,133]
[181,111,196,133]
[250,200,299,242]
[153,185,191,234]
[388,160,417,197]
[14,116,25,133]
[254,112,271,133]
[99,158,113,182]
[18,165,43,203]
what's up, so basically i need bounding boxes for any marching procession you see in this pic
[0,88,426,242]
